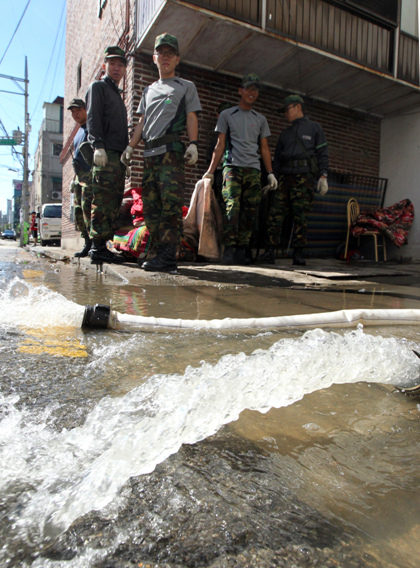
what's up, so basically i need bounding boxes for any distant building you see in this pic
[12,180,22,228]
[32,96,64,213]
[7,199,12,226]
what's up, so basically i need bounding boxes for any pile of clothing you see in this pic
[351,198,414,248]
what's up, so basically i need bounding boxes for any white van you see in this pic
[38,203,62,246]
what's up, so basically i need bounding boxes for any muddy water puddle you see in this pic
[1,252,420,566]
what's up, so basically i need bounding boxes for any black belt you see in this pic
[144,132,180,150]
[282,159,309,168]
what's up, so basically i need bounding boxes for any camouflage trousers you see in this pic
[222,166,261,247]
[90,150,125,241]
[73,167,93,236]
[142,151,185,245]
[266,173,315,249]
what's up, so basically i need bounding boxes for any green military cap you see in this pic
[283,94,304,109]
[104,45,127,65]
[241,73,260,89]
[155,33,179,55]
[67,98,86,110]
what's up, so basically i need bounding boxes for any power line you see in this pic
[48,14,67,102]
[31,0,66,115]
[0,0,32,66]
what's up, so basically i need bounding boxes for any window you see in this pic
[77,60,82,92]
[52,143,63,157]
[52,178,62,193]
[401,0,419,37]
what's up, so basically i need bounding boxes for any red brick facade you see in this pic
[62,0,380,244]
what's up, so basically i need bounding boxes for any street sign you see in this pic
[0,139,17,145]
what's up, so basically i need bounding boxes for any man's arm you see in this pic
[186,111,198,142]
[206,132,226,174]
[86,83,105,149]
[128,115,145,148]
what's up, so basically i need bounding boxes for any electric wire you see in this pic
[48,14,67,102]
[0,0,32,66]
[31,0,66,117]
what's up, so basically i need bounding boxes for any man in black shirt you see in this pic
[258,95,329,266]
[85,45,128,263]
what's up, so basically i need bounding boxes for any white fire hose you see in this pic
[82,305,420,331]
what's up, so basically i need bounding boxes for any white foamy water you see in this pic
[1,325,419,545]
[0,277,84,328]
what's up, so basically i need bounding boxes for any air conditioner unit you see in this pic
[52,191,62,200]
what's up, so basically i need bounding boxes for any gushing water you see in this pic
[1,278,420,562]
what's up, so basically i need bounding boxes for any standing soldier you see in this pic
[258,94,329,266]
[85,45,128,264]
[204,74,277,265]
[121,33,201,273]
[67,98,93,257]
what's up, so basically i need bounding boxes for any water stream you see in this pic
[1,259,420,567]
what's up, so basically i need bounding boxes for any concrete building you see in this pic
[61,0,419,258]
[32,96,64,214]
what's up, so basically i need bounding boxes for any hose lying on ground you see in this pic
[82,304,420,331]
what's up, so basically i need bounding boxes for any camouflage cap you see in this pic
[154,33,179,55]
[283,94,304,109]
[67,98,86,110]
[104,45,127,65]
[241,73,260,89]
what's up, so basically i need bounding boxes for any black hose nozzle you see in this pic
[82,304,111,329]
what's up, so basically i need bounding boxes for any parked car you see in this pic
[38,204,62,246]
[2,229,16,240]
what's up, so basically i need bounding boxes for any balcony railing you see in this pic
[180,0,419,85]
[41,118,63,134]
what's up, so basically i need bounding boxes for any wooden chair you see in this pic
[344,198,387,262]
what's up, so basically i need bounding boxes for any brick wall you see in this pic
[62,0,380,243]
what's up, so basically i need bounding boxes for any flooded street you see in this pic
[1,242,420,567]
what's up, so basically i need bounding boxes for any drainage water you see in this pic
[1,277,420,567]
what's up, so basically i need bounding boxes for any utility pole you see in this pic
[0,57,30,247]
[20,57,30,248]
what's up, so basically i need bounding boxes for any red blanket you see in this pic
[351,199,414,248]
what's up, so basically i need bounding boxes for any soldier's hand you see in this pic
[202,172,214,184]
[267,173,278,191]
[121,145,134,167]
[317,175,328,196]
[93,149,108,167]
[184,143,198,165]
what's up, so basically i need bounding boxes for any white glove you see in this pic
[93,148,108,167]
[121,145,134,167]
[317,175,328,196]
[184,143,198,165]
[202,172,214,184]
[267,173,278,191]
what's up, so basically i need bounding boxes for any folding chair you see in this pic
[344,198,386,262]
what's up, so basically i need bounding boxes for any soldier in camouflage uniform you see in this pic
[204,74,277,266]
[257,94,329,266]
[121,33,201,272]
[67,98,93,257]
[85,46,128,264]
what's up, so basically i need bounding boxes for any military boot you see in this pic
[220,246,236,265]
[89,241,124,264]
[292,248,306,266]
[143,244,177,272]
[74,235,92,258]
[234,247,252,266]
[255,247,276,265]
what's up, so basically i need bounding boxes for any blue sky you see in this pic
[0,0,66,214]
